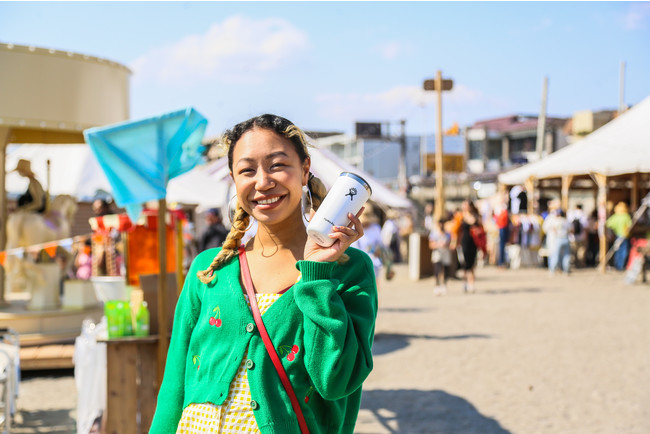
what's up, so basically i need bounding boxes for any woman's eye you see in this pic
[271,162,285,170]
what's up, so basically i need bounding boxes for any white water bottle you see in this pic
[307,172,372,247]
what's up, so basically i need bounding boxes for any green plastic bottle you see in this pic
[135,301,150,337]
[106,301,125,339]
[122,301,133,337]
[104,300,120,339]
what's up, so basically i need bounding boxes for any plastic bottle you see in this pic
[135,301,150,337]
[122,301,133,336]
[105,300,124,339]
[104,301,118,339]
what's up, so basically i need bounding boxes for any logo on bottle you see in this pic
[345,187,357,201]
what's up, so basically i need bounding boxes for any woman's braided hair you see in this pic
[196,114,340,284]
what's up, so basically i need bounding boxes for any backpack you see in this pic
[470,224,487,254]
[572,218,583,236]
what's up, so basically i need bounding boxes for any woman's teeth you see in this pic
[257,197,280,205]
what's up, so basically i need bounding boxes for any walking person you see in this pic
[381,209,401,264]
[494,203,510,267]
[198,208,228,251]
[352,204,390,283]
[543,207,571,275]
[429,219,451,295]
[458,200,482,293]
[149,114,378,434]
[606,202,632,271]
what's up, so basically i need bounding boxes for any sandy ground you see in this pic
[10,263,650,434]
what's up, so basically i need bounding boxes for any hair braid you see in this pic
[196,202,251,284]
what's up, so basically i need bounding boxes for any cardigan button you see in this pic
[246,323,255,333]
[250,400,259,410]
[245,359,255,369]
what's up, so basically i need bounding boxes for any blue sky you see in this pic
[1,1,649,137]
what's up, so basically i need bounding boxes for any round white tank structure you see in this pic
[0,42,130,136]
[0,42,131,302]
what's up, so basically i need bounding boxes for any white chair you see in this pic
[0,328,20,434]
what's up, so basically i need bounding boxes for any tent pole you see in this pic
[631,173,639,211]
[525,176,535,214]
[0,127,11,306]
[157,198,169,386]
[175,217,184,297]
[594,173,608,273]
[561,175,573,212]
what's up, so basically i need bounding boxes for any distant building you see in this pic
[570,110,617,138]
[312,131,464,190]
[465,114,570,176]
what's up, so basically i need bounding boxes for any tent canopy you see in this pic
[308,146,412,209]
[499,94,650,185]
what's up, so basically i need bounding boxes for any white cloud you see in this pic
[315,83,488,123]
[130,15,309,84]
[372,41,413,60]
[622,3,650,30]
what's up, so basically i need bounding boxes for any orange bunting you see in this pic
[44,244,58,258]
[0,252,6,267]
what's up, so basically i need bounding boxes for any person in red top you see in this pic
[495,204,510,267]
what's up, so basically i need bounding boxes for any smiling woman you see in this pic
[150,114,379,434]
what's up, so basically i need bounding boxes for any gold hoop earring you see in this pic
[302,185,313,223]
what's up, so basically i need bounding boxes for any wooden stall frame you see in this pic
[104,336,158,434]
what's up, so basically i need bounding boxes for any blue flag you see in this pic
[84,107,208,221]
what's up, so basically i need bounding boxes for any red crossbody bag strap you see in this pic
[238,247,310,434]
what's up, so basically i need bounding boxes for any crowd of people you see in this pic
[419,188,647,295]
[53,183,645,304]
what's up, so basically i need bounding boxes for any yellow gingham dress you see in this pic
[176,293,281,434]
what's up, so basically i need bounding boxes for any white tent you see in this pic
[308,146,412,209]
[499,94,650,185]
[6,144,230,207]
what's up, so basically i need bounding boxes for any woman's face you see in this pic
[230,127,309,227]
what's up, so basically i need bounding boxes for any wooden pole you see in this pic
[157,198,169,385]
[45,158,51,212]
[399,120,407,194]
[175,217,184,297]
[0,127,10,305]
[631,173,639,211]
[434,70,444,220]
[594,173,608,273]
[536,76,548,159]
[561,174,573,212]
[525,176,536,214]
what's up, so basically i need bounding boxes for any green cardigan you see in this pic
[149,247,378,433]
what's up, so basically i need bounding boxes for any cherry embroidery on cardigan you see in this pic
[304,385,314,403]
[209,306,222,327]
[278,344,300,361]
[192,355,201,371]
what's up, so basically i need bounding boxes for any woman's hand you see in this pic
[304,207,365,263]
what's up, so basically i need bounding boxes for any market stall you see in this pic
[499,94,650,271]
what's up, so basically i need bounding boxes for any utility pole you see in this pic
[399,119,407,194]
[535,76,548,160]
[619,61,626,114]
[423,70,453,220]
